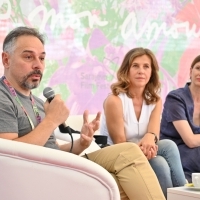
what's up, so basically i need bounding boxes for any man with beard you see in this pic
[0,27,165,200]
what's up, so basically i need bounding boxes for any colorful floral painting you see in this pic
[0,0,198,114]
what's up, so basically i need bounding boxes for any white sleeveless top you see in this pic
[100,93,156,145]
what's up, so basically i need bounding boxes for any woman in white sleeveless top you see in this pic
[100,47,186,198]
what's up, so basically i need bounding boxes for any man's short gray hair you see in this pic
[3,26,45,53]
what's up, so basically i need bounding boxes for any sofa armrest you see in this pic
[0,138,120,200]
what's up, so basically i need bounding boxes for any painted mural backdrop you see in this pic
[0,0,199,114]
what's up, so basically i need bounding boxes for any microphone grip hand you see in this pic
[45,95,70,129]
[43,87,70,132]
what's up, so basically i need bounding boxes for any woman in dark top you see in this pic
[160,55,200,183]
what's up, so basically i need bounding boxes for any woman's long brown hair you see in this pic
[111,47,161,104]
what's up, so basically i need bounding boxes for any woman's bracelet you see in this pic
[147,132,158,144]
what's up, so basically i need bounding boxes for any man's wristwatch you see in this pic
[148,132,158,144]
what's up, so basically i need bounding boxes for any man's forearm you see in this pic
[59,138,88,155]
[14,118,57,146]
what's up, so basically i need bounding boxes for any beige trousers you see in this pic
[84,142,165,200]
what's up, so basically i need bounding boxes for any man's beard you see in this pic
[20,69,43,90]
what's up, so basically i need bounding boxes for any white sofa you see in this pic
[0,138,120,200]
[0,115,120,200]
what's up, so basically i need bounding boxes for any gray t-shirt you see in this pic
[0,77,59,149]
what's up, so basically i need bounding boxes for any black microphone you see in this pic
[43,87,68,133]
[43,87,55,103]
[43,87,74,153]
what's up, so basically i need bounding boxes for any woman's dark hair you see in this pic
[191,55,200,69]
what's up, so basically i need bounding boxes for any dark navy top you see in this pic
[160,83,200,182]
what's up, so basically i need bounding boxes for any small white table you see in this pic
[167,187,200,200]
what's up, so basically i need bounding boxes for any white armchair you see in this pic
[0,138,120,200]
